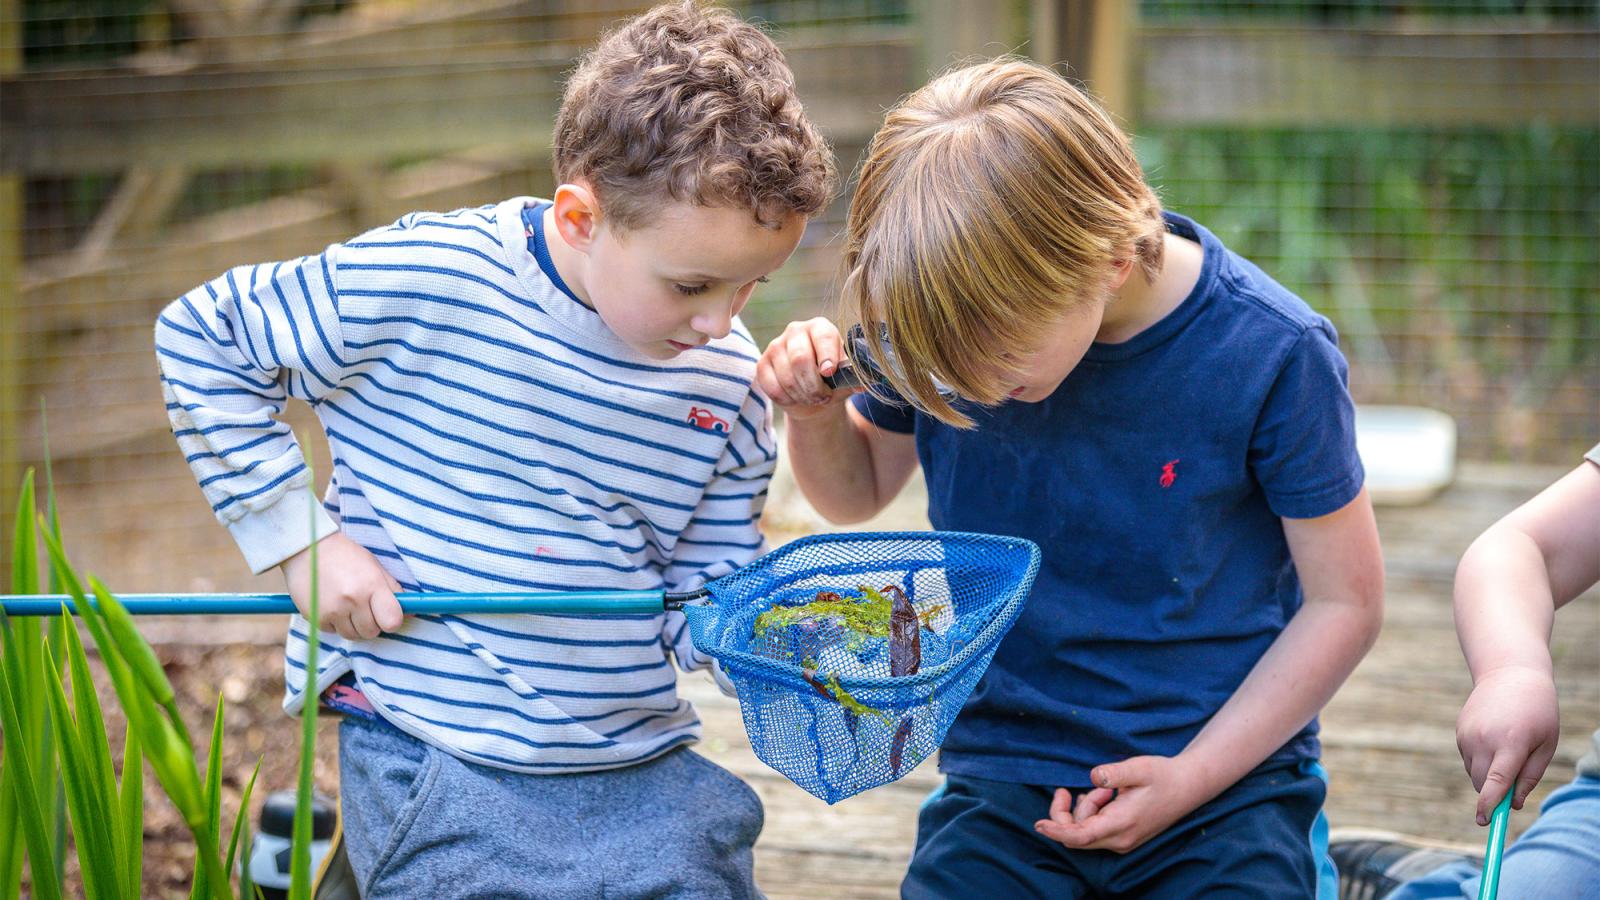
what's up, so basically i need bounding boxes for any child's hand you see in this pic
[1455,664,1559,825]
[1033,755,1205,854]
[279,532,405,640]
[756,317,858,420]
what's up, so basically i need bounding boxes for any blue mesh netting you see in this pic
[683,531,1040,803]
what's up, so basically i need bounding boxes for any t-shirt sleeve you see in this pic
[1585,442,1600,468]
[1248,323,1366,519]
[849,387,918,435]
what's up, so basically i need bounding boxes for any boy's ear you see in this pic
[1108,255,1135,291]
[551,182,601,253]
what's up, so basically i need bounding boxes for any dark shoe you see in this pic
[1329,830,1483,900]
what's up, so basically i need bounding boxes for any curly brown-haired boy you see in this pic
[156,4,835,896]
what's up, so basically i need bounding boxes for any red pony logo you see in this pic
[1160,459,1180,489]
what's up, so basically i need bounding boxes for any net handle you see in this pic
[0,588,710,617]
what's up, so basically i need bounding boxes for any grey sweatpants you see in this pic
[337,716,766,899]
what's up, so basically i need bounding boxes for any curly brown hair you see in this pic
[553,2,837,230]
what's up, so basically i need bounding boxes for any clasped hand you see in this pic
[1034,754,1205,855]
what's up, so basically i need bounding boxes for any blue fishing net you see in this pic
[682,531,1040,803]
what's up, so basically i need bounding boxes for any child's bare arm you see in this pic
[1190,486,1385,787]
[786,403,918,524]
[757,318,919,523]
[1038,488,1384,853]
[1453,458,1600,823]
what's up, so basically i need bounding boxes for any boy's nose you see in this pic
[693,307,734,340]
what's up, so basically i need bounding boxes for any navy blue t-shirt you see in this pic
[853,213,1365,787]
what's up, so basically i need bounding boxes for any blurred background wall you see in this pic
[1,0,1596,592]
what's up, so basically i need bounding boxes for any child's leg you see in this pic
[1105,758,1327,899]
[901,774,1093,899]
[337,717,764,899]
[1344,772,1600,900]
[600,747,766,899]
[338,717,453,897]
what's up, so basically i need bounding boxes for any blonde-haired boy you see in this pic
[760,58,1383,896]
[157,3,834,895]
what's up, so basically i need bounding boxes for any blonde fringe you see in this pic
[840,58,1163,427]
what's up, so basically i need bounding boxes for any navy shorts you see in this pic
[903,759,1330,899]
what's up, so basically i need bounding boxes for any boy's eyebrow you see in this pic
[665,266,781,282]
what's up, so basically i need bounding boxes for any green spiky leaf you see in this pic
[63,612,127,896]
[226,760,263,889]
[290,443,321,900]
[118,727,144,896]
[0,623,64,900]
[42,639,121,899]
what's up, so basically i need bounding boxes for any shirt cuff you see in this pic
[225,485,340,574]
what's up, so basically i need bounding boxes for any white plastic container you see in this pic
[1355,405,1458,506]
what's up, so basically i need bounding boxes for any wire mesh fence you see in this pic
[0,0,1595,592]
[1134,0,1599,461]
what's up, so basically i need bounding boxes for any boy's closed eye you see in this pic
[673,275,770,296]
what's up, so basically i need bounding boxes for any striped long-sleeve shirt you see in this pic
[155,197,776,772]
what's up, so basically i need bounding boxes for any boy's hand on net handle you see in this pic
[279,532,405,640]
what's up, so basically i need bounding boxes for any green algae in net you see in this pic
[752,586,894,649]
[759,584,928,724]
[798,659,892,725]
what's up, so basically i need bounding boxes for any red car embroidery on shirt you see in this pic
[686,407,729,433]
[1160,459,1180,489]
